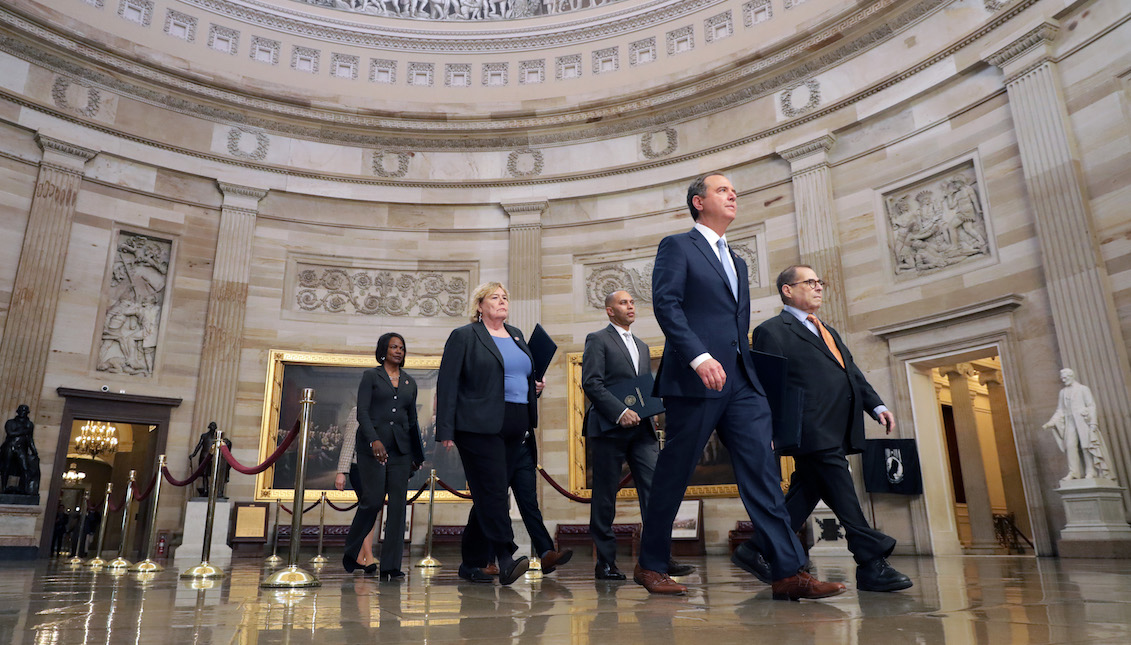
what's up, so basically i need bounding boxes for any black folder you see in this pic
[599,372,665,431]
[750,350,803,455]
[528,323,557,381]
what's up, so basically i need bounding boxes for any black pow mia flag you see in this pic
[863,439,923,495]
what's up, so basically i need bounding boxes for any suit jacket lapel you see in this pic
[473,322,505,368]
[688,228,732,288]
[781,310,843,367]
[375,366,394,390]
[605,325,636,373]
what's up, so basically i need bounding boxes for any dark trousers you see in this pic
[589,424,658,565]
[509,435,555,556]
[640,378,805,579]
[454,402,527,568]
[783,448,896,564]
[343,447,412,571]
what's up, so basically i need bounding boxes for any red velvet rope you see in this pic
[326,499,358,512]
[106,488,128,513]
[280,500,321,515]
[407,479,430,504]
[132,472,158,501]
[435,478,473,500]
[162,453,212,487]
[219,418,302,475]
[537,467,633,504]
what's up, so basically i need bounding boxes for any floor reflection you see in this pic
[5,554,1131,644]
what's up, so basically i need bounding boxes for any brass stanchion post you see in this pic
[131,455,166,572]
[181,430,227,579]
[262,388,320,588]
[86,483,113,567]
[108,470,137,572]
[265,498,283,566]
[310,492,328,564]
[415,470,441,568]
[68,490,90,566]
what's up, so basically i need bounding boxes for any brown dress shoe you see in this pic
[771,570,847,601]
[539,549,573,574]
[633,564,688,595]
[483,563,500,576]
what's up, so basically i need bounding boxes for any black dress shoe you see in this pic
[667,560,695,576]
[342,554,361,573]
[595,562,626,580]
[856,558,913,592]
[730,542,772,584]
[458,563,494,583]
[380,569,405,580]
[498,556,529,585]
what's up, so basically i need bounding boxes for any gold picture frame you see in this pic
[255,349,468,502]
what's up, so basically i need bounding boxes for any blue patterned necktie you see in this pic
[717,238,738,300]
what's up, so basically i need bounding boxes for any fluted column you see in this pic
[978,369,1032,541]
[987,23,1131,510]
[0,135,96,417]
[777,135,847,330]
[942,364,999,553]
[501,201,546,333]
[191,182,266,435]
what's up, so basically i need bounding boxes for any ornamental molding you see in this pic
[180,0,726,53]
[217,181,269,200]
[778,134,835,163]
[0,0,966,147]
[507,149,544,177]
[290,257,474,318]
[226,126,270,160]
[35,134,97,162]
[779,79,821,118]
[640,127,677,158]
[371,150,412,177]
[51,76,102,118]
[985,21,1058,70]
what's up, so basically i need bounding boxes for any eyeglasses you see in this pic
[787,279,826,289]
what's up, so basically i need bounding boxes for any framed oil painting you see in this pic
[255,350,468,503]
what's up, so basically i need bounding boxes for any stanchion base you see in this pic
[107,557,133,573]
[86,557,107,568]
[525,556,543,579]
[310,555,328,564]
[261,565,321,588]
[264,555,284,567]
[415,555,442,568]
[130,559,164,573]
[135,572,158,585]
[180,562,225,579]
[67,557,84,566]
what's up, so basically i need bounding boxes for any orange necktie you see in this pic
[807,314,845,368]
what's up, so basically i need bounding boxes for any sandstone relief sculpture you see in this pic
[883,164,990,277]
[97,233,171,376]
[295,265,469,317]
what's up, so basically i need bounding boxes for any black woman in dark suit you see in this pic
[436,281,562,585]
[342,332,424,579]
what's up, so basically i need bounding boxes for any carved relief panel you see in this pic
[286,255,476,319]
[877,155,995,283]
[95,231,173,377]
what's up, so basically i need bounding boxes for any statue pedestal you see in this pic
[0,503,40,559]
[1056,478,1131,558]
[173,499,231,567]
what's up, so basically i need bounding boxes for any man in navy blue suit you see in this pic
[633,173,846,600]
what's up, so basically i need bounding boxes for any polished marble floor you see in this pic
[5,552,1131,644]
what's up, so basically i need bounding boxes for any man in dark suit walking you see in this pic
[742,264,912,592]
[583,290,693,581]
[634,172,845,600]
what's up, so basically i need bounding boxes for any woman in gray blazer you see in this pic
[342,332,424,579]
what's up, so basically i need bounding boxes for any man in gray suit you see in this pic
[583,290,693,580]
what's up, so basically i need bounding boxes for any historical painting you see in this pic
[255,350,467,503]
[96,231,172,377]
[880,158,993,281]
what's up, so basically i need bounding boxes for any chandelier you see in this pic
[76,421,118,458]
[62,463,86,484]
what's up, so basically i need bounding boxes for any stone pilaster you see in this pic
[978,369,1032,542]
[501,201,547,333]
[190,182,266,435]
[987,23,1131,511]
[942,364,1000,554]
[777,135,847,331]
[0,135,96,418]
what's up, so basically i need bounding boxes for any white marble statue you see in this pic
[1042,368,1116,484]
